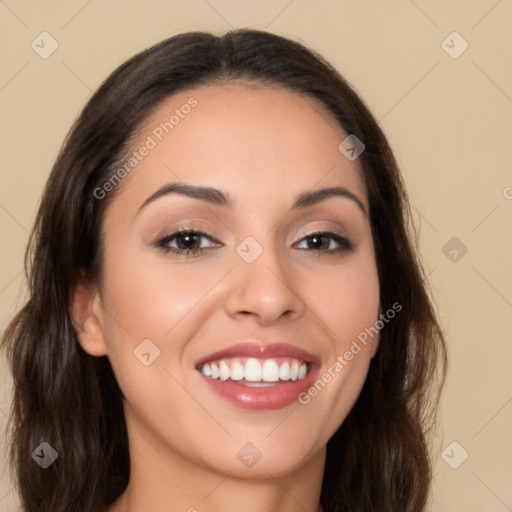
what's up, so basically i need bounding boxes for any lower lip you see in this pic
[198,366,319,410]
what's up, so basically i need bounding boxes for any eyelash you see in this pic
[155,229,354,258]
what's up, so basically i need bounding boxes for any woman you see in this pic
[2,29,447,512]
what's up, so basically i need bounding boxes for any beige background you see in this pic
[1,1,511,510]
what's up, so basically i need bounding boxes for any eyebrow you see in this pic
[138,182,367,217]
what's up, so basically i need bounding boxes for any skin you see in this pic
[71,83,380,512]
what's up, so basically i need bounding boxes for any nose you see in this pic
[224,243,305,326]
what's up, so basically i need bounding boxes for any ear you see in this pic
[69,274,108,357]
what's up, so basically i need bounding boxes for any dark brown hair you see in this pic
[1,29,447,511]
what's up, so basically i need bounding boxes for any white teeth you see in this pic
[279,361,291,380]
[201,363,211,377]
[230,361,244,381]
[210,363,220,379]
[262,360,279,382]
[290,360,299,380]
[219,361,230,381]
[245,358,262,381]
[199,357,310,383]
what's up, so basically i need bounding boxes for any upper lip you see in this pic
[195,340,320,368]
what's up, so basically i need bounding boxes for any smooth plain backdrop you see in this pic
[1,1,511,511]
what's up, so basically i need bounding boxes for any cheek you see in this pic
[97,244,236,396]
[100,245,226,343]
[296,252,380,422]
[332,269,380,348]
[308,254,380,348]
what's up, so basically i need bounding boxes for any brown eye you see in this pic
[295,232,354,255]
[155,230,219,256]
[175,232,201,250]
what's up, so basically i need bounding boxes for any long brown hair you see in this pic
[1,29,447,512]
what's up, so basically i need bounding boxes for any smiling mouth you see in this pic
[194,341,319,410]
[197,357,310,386]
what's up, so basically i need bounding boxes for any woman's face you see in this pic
[83,83,380,478]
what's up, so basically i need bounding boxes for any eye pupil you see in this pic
[309,235,329,250]
[177,233,199,249]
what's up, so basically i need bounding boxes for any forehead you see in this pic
[113,82,368,213]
